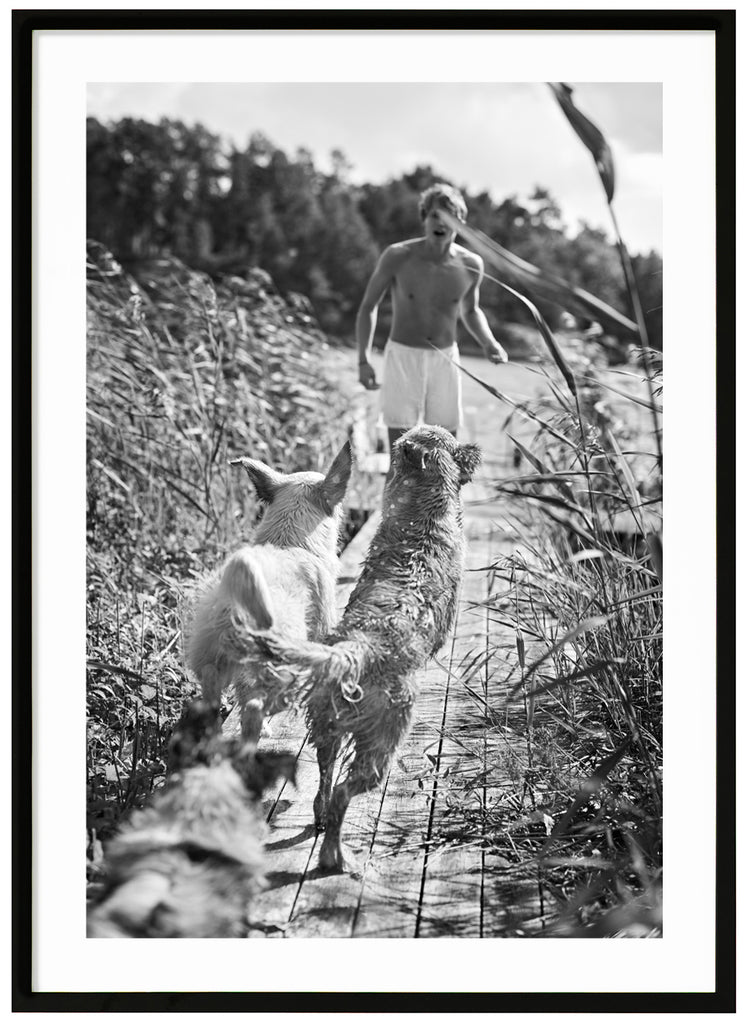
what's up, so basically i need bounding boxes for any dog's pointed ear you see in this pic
[231,457,284,504]
[454,442,482,485]
[318,440,353,513]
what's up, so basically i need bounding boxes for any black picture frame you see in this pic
[13,7,736,1013]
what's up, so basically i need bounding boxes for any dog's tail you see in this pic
[188,549,275,683]
[227,627,369,706]
[219,549,274,632]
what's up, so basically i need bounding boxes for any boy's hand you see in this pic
[486,341,508,364]
[359,360,380,390]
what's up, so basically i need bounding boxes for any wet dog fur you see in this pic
[86,699,296,938]
[186,442,353,742]
[248,425,481,871]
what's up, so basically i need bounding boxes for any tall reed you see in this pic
[86,245,353,841]
[549,81,663,469]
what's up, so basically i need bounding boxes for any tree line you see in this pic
[87,116,662,347]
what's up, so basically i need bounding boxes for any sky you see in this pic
[88,82,662,255]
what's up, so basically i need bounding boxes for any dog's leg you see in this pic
[199,664,223,711]
[240,698,265,746]
[318,748,389,873]
[312,735,342,831]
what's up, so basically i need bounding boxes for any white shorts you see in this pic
[380,339,463,431]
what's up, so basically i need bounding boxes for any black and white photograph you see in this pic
[83,79,665,942]
[16,11,734,1011]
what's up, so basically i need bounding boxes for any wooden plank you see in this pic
[414,530,490,938]
[350,665,448,938]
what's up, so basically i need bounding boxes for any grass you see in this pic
[85,243,370,851]
[444,328,663,936]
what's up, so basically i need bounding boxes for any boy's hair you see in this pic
[418,183,468,223]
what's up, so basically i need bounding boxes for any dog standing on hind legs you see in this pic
[186,441,353,742]
[249,425,481,872]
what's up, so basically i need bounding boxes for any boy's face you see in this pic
[422,201,461,245]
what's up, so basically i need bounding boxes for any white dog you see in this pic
[186,442,353,742]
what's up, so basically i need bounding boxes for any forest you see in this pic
[87,116,662,350]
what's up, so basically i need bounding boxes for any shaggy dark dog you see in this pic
[247,425,481,872]
[87,700,295,937]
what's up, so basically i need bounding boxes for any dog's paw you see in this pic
[318,839,361,877]
[318,837,346,874]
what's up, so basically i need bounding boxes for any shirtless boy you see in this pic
[356,183,508,452]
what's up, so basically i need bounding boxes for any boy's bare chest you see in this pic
[394,258,471,306]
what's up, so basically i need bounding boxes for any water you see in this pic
[458,353,553,463]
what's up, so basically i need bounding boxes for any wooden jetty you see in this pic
[246,429,555,939]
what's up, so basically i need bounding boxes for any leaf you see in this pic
[497,489,596,543]
[87,660,143,681]
[577,373,663,415]
[508,616,609,698]
[646,532,663,582]
[567,548,607,564]
[524,658,623,701]
[441,211,637,337]
[445,212,580,398]
[515,629,526,670]
[549,82,616,203]
[605,428,645,534]
[91,458,131,495]
[609,584,662,607]
[89,682,118,699]
[539,738,632,854]
[506,433,579,507]
[434,349,580,454]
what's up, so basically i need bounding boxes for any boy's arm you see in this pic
[356,247,399,389]
[460,255,508,363]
